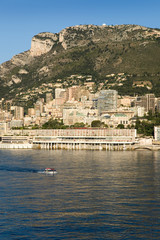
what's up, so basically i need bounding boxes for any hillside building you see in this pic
[55,88,66,99]
[67,86,80,101]
[14,106,24,120]
[28,108,35,117]
[34,100,44,117]
[135,94,155,114]
[63,108,98,126]
[46,93,53,103]
[156,98,160,113]
[0,122,8,135]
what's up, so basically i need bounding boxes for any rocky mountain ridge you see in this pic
[1,24,160,68]
[0,24,160,101]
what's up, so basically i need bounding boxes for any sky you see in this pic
[0,0,160,64]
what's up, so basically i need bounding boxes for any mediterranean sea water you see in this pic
[0,149,160,239]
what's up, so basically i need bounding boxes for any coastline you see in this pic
[0,143,160,151]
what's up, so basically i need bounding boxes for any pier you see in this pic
[33,137,133,150]
[31,128,136,150]
[0,128,137,150]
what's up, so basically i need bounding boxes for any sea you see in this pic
[0,149,160,240]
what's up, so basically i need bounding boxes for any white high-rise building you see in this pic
[97,90,118,114]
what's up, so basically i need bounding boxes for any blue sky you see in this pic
[0,0,160,64]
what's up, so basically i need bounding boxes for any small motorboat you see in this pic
[44,168,57,174]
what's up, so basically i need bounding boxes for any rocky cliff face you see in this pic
[28,24,160,57]
[30,32,58,56]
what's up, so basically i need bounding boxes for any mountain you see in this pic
[1,24,160,105]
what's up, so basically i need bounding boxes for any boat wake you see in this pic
[0,166,57,175]
[0,166,39,173]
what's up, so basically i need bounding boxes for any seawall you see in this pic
[1,143,160,150]
[0,143,33,149]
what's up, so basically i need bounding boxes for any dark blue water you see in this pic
[0,149,160,239]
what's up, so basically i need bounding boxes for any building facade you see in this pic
[135,94,155,114]
[97,90,118,114]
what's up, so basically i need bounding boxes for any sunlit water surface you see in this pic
[0,149,160,239]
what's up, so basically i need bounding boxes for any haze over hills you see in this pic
[0,24,160,105]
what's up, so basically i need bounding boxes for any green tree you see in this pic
[72,122,85,128]
[91,120,102,128]
[116,124,125,129]
[135,119,154,136]
[42,119,67,129]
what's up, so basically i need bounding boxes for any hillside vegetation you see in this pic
[0,24,160,104]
